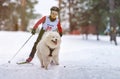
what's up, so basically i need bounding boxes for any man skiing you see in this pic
[20,6,62,64]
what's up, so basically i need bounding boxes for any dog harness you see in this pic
[47,46,55,57]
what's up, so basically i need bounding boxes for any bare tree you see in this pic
[109,0,117,45]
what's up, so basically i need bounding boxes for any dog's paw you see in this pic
[45,66,48,70]
[41,65,44,68]
[56,63,59,65]
[50,61,55,65]
[54,61,59,65]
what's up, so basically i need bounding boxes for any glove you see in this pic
[31,28,36,35]
[59,33,62,37]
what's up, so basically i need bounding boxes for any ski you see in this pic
[17,62,34,65]
[16,61,28,65]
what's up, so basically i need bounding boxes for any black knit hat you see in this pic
[50,6,60,12]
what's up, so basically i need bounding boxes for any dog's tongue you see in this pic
[54,41,57,45]
[52,40,57,45]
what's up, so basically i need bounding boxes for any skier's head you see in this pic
[50,6,60,13]
[50,6,59,19]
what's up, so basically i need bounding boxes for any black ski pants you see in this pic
[29,29,45,58]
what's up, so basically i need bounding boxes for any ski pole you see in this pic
[8,34,33,63]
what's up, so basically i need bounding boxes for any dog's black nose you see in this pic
[55,39,57,41]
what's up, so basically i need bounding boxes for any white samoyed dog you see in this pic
[36,31,61,69]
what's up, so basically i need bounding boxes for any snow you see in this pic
[0,31,120,79]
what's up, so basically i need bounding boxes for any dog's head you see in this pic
[43,31,61,48]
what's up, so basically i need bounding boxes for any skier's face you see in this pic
[50,11,58,19]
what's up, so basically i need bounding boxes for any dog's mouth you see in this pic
[51,39,57,45]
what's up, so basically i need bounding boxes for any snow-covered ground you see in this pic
[0,31,120,79]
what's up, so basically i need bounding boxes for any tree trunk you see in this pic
[58,0,62,22]
[109,0,117,45]
[68,0,73,32]
[19,0,26,31]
